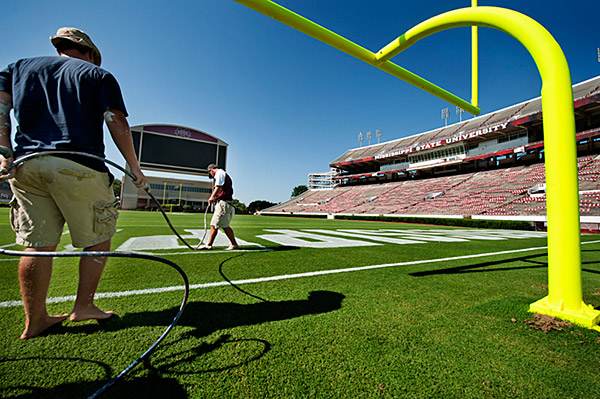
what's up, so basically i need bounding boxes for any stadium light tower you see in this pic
[366,131,372,145]
[441,107,449,126]
[456,106,464,122]
[376,129,382,143]
[358,132,363,146]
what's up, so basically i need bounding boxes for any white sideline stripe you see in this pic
[2,240,600,308]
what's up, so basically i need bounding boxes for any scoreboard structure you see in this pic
[120,124,228,210]
[130,124,228,175]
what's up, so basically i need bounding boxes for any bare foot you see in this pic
[20,314,68,340]
[70,305,115,322]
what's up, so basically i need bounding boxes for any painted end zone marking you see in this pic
[1,240,599,308]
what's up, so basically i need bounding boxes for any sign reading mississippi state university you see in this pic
[374,122,509,160]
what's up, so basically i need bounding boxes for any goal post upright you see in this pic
[376,5,599,329]
[471,0,478,108]
[232,0,600,329]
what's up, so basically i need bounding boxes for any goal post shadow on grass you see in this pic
[232,0,600,330]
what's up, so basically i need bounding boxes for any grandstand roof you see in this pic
[330,75,600,170]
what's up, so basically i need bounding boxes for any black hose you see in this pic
[195,205,210,249]
[0,248,189,399]
[1,148,261,396]
[0,148,191,398]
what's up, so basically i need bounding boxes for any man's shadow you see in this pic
[4,291,345,399]
[68,290,345,338]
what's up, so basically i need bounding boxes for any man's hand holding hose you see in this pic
[0,152,14,181]
[128,163,147,190]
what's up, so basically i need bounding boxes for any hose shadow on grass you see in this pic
[143,333,271,375]
[141,289,344,377]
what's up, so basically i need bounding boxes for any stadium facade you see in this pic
[121,175,213,211]
[271,75,600,230]
[121,124,226,210]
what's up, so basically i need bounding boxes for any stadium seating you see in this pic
[278,77,600,223]
[269,155,600,218]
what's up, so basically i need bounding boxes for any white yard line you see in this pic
[1,240,600,308]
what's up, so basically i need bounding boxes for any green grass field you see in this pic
[1,209,600,398]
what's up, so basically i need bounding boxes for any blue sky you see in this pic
[1,0,598,204]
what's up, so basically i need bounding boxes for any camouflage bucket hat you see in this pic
[50,27,102,66]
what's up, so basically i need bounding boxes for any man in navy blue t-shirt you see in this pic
[0,27,146,339]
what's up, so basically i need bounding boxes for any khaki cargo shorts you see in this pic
[9,156,119,248]
[210,200,234,229]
